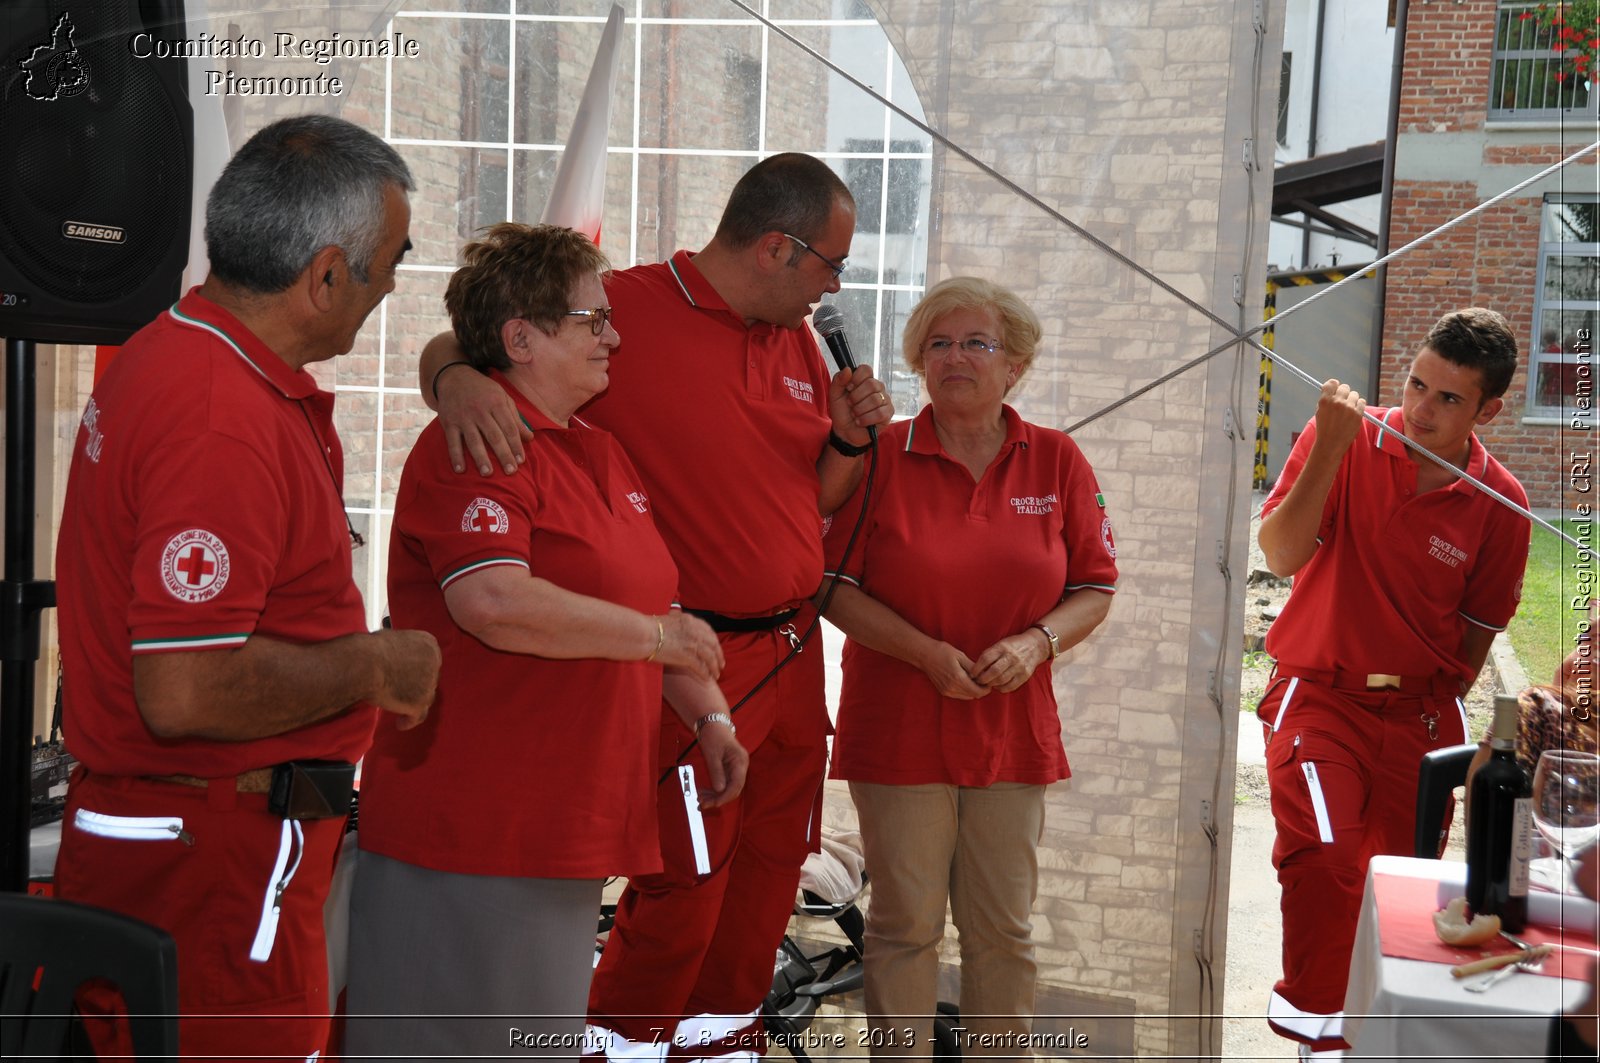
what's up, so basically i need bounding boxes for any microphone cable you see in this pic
[661,325,880,780]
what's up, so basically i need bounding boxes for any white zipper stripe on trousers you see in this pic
[1269,676,1300,732]
[1300,761,1335,844]
[677,765,711,876]
[583,1025,666,1062]
[74,808,187,841]
[673,1009,760,1048]
[249,819,304,963]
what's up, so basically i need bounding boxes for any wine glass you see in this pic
[1530,749,1600,890]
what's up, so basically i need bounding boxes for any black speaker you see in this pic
[0,1,192,345]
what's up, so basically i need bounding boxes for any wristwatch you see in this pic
[827,430,871,458]
[1030,622,1062,659]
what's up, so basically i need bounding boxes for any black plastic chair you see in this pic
[1413,743,1477,858]
[0,892,179,1061]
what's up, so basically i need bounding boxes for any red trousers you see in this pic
[1258,674,1465,1045]
[55,769,346,1062]
[589,628,828,1056]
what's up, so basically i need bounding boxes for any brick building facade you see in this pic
[1382,0,1597,510]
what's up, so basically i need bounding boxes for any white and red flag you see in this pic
[538,2,625,244]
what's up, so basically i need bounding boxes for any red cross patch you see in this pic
[461,497,510,534]
[160,529,231,603]
[1100,516,1117,560]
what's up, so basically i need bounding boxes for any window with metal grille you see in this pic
[1527,195,1598,419]
[1489,1,1595,119]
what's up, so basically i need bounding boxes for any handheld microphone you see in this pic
[810,303,876,445]
[810,304,856,372]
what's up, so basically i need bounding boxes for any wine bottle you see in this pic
[1465,694,1532,933]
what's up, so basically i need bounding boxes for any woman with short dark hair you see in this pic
[347,223,746,1059]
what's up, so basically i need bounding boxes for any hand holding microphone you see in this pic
[812,303,893,448]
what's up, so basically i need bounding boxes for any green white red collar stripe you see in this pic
[132,631,250,653]
[1371,406,1403,453]
[167,299,314,399]
[168,303,276,385]
[667,255,698,307]
[664,251,734,315]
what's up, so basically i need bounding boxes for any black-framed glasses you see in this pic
[923,337,1006,356]
[563,306,615,335]
[781,233,847,279]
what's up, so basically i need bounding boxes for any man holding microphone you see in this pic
[420,152,892,1060]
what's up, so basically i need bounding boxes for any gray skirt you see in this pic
[344,849,603,1061]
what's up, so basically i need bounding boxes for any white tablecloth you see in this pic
[1343,855,1589,1063]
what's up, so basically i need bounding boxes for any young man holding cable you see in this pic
[1256,307,1531,1057]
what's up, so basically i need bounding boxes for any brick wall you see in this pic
[1386,0,1597,511]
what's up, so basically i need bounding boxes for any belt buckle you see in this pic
[1365,673,1403,690]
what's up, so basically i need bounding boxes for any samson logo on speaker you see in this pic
[61,221,126,245]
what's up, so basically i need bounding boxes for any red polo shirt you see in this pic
[580,251,833,615]
[824,405,1118,786]
[1262,406,1530,681]
[360,373,675,878]
[54,289,376,777]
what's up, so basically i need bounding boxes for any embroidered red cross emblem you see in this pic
[175,545,216,586]
[468,506,497,532]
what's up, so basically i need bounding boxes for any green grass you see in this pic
[1507,518,1597,687]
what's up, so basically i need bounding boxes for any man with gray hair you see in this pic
[52,113,439,1060]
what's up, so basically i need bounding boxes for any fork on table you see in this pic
[1464,934,1550,994]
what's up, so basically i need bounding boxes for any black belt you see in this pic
[684,607,799,633]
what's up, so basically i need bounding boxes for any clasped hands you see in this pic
[919,629,1052,700]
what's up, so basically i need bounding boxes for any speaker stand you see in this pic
[2,337,56,891]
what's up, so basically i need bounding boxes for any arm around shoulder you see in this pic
[419,330,528,477]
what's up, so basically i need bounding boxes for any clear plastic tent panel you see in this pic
[142,0,1290,1055]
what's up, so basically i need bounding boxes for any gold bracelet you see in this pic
[645,618,665,662]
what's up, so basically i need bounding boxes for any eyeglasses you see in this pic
[563,306,615,336]
[781,233,847,279]
[923,337,1006,356]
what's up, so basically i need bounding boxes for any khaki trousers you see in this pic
[849,781,1047,1059]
